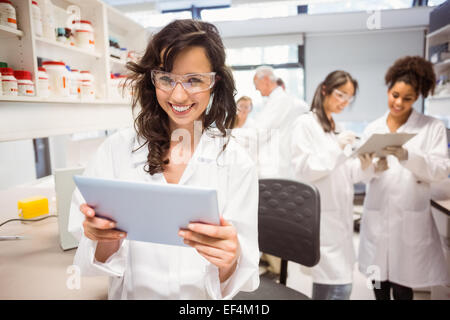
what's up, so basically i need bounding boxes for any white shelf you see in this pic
[0,0,149,142]
[0,24,23,38]
[433,59,450,74]
[428,95,450,101]
[426,24,450,39]
[35,36,102,58]
[109,56,127,66]
[0,98,133,142]
[0,95,130,105]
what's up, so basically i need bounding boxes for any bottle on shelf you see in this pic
[0,0,17,30]
[0,67,18,96]
[72,20,95,51]
[38,0,55,41]
[80,70,95,101]
[14,70,35,96]
[42,61,69,98]
[31,1,43,36]
[37,67,50,98]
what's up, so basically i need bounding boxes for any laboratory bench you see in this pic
[0,217,108,300]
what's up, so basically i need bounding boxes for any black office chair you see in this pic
[234,179,321,300]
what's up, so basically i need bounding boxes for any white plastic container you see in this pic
[39,0,55,41]
[0,0,17,29]
[31,1,43,36]
[42,61,69,98]
[71,68,81,97]
[14,70,35,96]
[66,67,79,99]
[73,20,95,51]
[0,67,18,96]
[37,67,50,98]
[80,70,95,101]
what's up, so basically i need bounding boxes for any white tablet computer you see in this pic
[351,133,416,157]
[73,175,220,247]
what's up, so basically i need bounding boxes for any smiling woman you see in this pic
[69,19,259,300]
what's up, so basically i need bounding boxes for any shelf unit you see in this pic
[424,21,450,125]
[0,0,149,142]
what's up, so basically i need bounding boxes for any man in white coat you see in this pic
[253,66,306,179]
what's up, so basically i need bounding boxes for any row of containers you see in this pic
[2,0,131,59]
[0,60,130,101]
[1,0,96,52]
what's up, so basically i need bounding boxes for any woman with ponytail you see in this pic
[291,71,375,299]
[358,56,450,300]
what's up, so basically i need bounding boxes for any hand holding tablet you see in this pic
[74,175,220,247]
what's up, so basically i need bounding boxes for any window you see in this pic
[308,0,413,14]
[427,0,447,6]
[125,10,192,28]
[226,44,304,117]
[201,3,298,22]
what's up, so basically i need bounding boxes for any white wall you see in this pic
[305,28,426,129]
[0,140,36,190]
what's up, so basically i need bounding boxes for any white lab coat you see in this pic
[68,128,260,299]
[255,86,305,179]
[358,109,450,288]
[291,112,371,284]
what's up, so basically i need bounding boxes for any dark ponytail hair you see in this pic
[126,19,237,175]
[310,70,358,133]
[385,56,436,98]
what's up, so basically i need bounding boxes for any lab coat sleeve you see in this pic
[290,118,347,182]
[402,121,449,183]
[205,156,260,300]
[346,156,376,184]
[68,136,129,277]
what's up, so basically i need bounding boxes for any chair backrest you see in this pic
[258,178,320,267]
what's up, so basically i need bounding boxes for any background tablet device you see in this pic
[352,132,416,157]
[73,175,220,247]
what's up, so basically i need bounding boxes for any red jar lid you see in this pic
[72,20,92,25]
[32,1,38,5]
[0,0,13,5]
[14,70,32,80]
[38,67,47,72]
[42,61,66,66]
[0,67,14,75]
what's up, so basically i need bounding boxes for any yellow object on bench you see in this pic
[18,196,49,219]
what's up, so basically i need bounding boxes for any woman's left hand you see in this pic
[178,216,240,282]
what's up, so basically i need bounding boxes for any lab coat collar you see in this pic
[382,108,420,132]
[130,128,224,185]
[268,86,284,100]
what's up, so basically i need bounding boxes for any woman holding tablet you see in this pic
[290,70,374,299]
[68,20,259,299]
[358,56,450,299]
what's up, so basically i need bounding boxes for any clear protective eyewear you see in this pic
[332,88,354,104]
[151,70,217,94]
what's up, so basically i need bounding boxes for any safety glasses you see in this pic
[332,88,354,104]
[151,70,217,94]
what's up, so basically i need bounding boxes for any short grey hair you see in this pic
[254,65,277,82]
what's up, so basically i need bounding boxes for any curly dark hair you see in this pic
[385,56,436,98]
[126,19,237,175]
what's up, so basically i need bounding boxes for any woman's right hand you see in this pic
[374,157,389,173]
[80,203,127,242]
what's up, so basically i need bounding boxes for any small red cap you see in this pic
[0,67,14,75]
[42,61,66,66]
[14,70,32,80]
[38,67,47,72]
